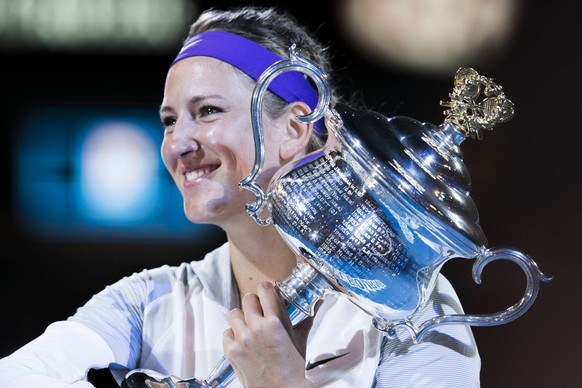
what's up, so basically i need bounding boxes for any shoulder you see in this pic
[75,242,230,309]
[118,242,230,288]
[425,273,466,316]
[374,273,481,387]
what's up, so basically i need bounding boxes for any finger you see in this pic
[223,326,234,341]
[227,308,247,334]
[256,281,288,319]
[241,292,264,318]
[222,325,244,375]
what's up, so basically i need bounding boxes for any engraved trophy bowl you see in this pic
[239,51,552,343]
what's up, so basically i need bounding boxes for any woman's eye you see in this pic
[199,105,222,118]
[161,116,176,128]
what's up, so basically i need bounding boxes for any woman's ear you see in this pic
[279,102,313,160]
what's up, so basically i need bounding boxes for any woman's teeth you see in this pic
[185,167,211,181]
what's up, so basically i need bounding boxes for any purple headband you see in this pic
[171,30,324,135]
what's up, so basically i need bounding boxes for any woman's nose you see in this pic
[165,122,201,159]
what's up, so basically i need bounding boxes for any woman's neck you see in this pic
[226,220,298,297]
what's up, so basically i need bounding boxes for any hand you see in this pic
[223,281,314,388]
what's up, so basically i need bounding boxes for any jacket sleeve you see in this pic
[0,320,115,387]
[0,268,157,387]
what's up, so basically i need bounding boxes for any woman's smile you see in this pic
[184,164,219,183]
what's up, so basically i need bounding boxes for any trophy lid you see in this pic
[328,67,514,247]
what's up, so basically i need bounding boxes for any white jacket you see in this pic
[0,242,480,387]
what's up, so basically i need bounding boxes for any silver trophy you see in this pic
[116,48,551,388]
[239,47,551,338]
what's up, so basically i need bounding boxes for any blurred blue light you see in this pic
[13,104,219,241]
[78,120,159,223]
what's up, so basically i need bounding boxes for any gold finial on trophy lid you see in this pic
[440,67,515,140]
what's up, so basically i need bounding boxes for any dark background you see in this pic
[1,1,578,387]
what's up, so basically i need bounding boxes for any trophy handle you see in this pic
[373,247,553,343]
[239,45,332,225]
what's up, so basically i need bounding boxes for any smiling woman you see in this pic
[0,4,488,388]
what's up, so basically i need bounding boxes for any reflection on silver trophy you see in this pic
[242,46,551,337]
[121,47,552,387]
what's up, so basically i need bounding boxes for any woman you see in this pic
[0,6,480,387]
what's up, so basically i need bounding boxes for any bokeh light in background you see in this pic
[0,0,523,241]
[0,0,195,53]
[339,0,522,74]
[79,121,158,222]
[13,105,216,241]
[3,0,221,241]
